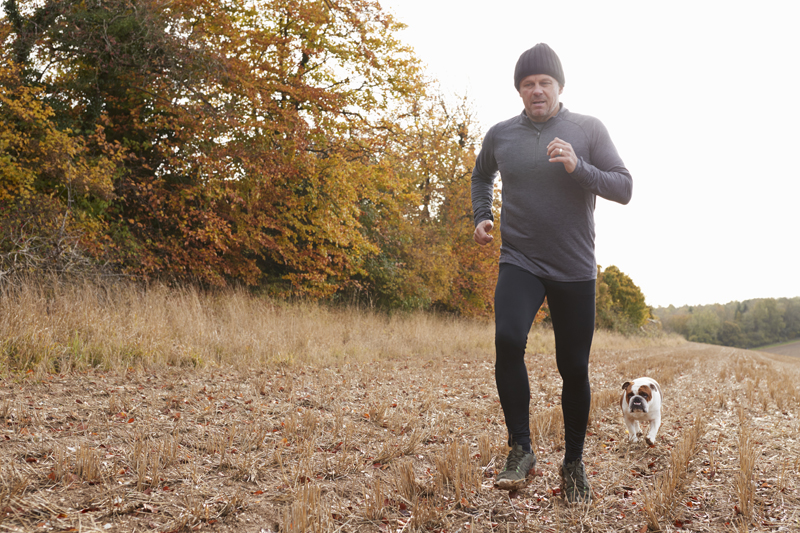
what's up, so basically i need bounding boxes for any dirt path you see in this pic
[2,343,799,532]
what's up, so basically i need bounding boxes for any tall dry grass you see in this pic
[735,406,757,524]
[0,277,494,372]
[0,276,683,374]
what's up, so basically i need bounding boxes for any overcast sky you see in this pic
[381,0,800,308]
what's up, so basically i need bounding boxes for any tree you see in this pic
[2,0,428,296]
[741,299,786,347]
[654,297,800,348]
[784,298,800,341]
[0,61,119,203]
[718,320,743,347]
[686,309,720,344]
[596,265,650,331]
[359,94,500,316]
[0,59,123,276]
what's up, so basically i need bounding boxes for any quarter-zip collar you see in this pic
[520,103,566,130]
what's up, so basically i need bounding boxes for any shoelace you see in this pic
[564,462,589,492]
[503,448,528,472]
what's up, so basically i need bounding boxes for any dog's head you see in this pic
[621,380,659,413]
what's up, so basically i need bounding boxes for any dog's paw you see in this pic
[645,436,655,446]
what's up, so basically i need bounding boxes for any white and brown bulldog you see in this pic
[620,377,662,445]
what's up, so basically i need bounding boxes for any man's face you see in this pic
[518,74,562,123]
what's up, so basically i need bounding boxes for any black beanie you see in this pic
[513,43,565,90]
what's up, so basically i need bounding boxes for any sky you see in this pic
[381,0,800,309]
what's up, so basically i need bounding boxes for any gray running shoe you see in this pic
[494,443,536,490]
[560,459,592,503]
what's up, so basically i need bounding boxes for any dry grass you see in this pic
[1,279,800,532]
[0,277,682,375]
[643,415,706,530]
[735,407,756,525]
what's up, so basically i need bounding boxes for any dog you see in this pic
[620,377,662,445]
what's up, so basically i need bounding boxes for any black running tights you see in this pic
[494,263,595,462]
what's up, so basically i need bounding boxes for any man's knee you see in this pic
[561,370,590,389]
[495,325,527,355]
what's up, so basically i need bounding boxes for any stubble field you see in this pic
[1,280,799,532]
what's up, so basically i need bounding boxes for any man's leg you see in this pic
[544,278,595,502]
[494,263,546,451]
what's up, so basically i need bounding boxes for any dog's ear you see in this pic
[621,381,631,390]
[650,382,658,393]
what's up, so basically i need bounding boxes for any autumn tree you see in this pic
[359,94,500,316]
[0,56,123,275]
[596,265,650,331]
[2,0,427,295]
[0,0,509,314]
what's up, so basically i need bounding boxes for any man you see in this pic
[471,43,632,503]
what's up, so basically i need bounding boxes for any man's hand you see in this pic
[547,137,577,173]
[474,219,494,245]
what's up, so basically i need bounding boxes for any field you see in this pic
[758,340,800,358]
[1,281,800,532]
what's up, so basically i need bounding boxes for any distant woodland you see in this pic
[0,0,652,326]
[654,297,800,349]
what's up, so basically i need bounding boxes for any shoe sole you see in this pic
[494,477,528,490]
[494,465,535,491]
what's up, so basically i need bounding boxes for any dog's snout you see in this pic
[629,396,647,412]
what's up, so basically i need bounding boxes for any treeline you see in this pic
[0,0,652,325]
[0,0,502,315]
[595,265,651,333]
[654,298,800,348]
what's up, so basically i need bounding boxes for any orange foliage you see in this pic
[0,63,120,203]
[1,0,501,315]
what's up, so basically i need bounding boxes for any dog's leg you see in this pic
[625,418,639,442]
[645,413,661,446]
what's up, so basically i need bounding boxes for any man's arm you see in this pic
[471,127,498,234]
[548,120,632,205]
[569,120,632,205]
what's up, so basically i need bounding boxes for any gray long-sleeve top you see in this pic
[471,106,632,282]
